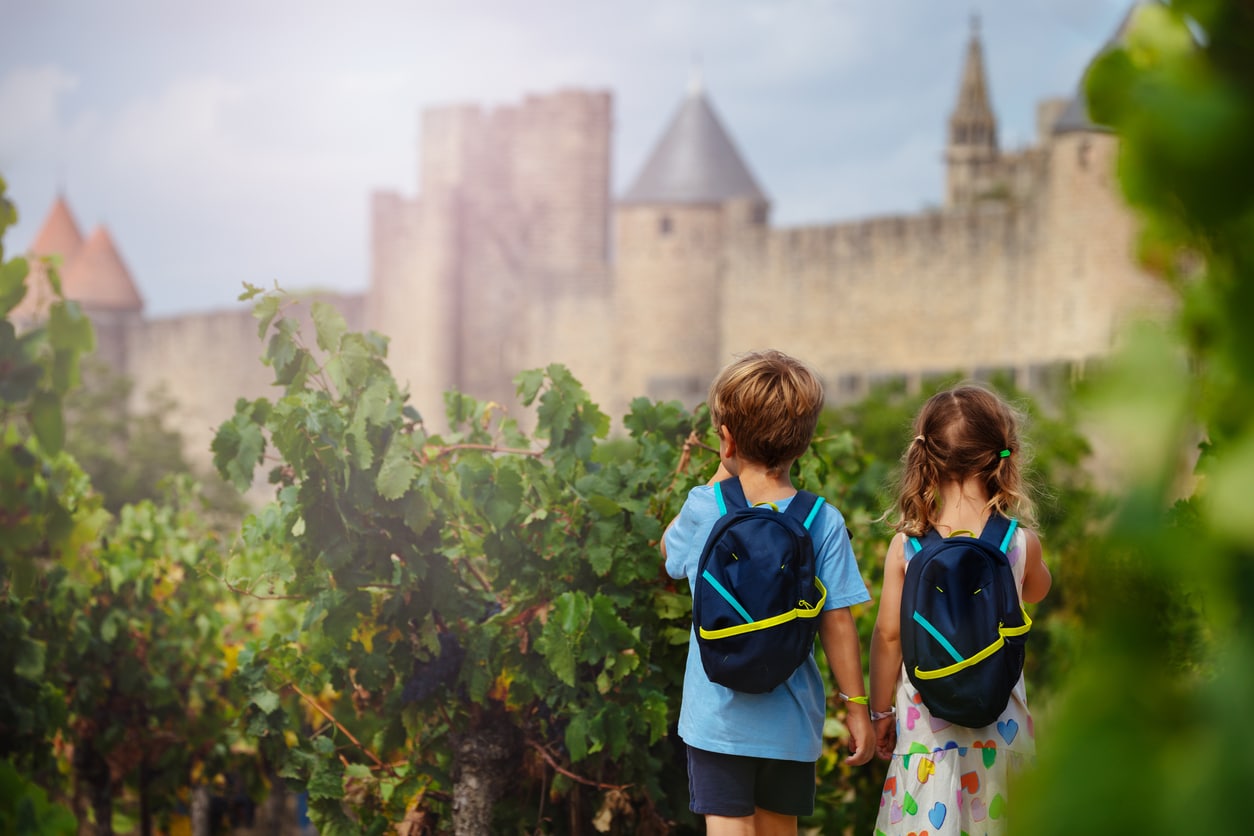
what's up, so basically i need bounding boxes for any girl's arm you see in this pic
[869,533,907,759]
[1020,528,1052,604]
[818,607,873,766]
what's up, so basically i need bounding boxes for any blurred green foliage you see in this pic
[1016,2,1254,834]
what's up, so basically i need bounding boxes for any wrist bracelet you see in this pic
[870,706,896,722]
[838,692,868,706]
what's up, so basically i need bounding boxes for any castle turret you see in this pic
[14,195,85,322]
[1040,2,1172,366]
[614,78,769,417]
[62,226,144,372]
[369,90,614,423]
[945,16,1000,206]
[16,197,143,373]
[1052,3,1144,136]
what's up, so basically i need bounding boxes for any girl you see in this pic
[869,384,1052,836]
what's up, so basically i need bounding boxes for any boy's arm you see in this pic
[818,607,873,766]
[661,462,732,562]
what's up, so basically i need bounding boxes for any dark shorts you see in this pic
[686,745,816,818]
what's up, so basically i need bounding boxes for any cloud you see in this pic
[2,0,1137,316]
[0,64,80,157]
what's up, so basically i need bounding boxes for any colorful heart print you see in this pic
[917,757,936,784]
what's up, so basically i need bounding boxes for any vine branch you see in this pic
[285,682,397,778]
[427,443,544,460]
[525,739,631,791]
[210,569,306,601]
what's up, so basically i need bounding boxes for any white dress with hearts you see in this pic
[874,527,1036,836]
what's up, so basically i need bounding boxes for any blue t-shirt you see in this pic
[664,483,870,762]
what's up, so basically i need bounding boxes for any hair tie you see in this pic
[999,448,1011,458]
[914,435,925,444]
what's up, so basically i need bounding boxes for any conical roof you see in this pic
[29,194,85,259]
[1054,2,1146,135]
[13,196,87,320]
[61,226,144,312]
[621,84,767,206]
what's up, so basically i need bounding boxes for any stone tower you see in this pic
[946,15,1000,206]
[369,90,613,422]
[613,77,770,420]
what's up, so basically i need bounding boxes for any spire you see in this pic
[948,14,998,152]
[621,85,767,206]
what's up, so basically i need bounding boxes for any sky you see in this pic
[1,0,1132,318]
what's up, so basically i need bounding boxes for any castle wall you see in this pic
[716,128,1172,405]
[125,307,276,474]
[125,294,365,475]
[719,202,1041,400]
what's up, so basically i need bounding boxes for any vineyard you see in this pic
[4,2,1254,833]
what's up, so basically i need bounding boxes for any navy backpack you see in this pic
[901,514,1031,728]
[693,478,828,693]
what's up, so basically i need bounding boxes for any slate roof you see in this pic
[1054,3,1146,135]
[621,85,767,205]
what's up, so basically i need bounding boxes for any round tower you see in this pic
[1044,1,1174,361]
[613,78,770,420]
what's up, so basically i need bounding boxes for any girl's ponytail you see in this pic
[888,383,1037,535]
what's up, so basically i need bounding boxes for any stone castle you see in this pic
[15,14,1173,472]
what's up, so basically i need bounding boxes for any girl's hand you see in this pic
[874,716,897,760]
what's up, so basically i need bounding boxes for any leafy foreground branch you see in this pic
[212,286,701,834]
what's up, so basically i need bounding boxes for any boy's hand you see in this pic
[845,709,875,766]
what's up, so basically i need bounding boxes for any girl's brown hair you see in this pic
[891,383,1036,536]
[707,350,824,476]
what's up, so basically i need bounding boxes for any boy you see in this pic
[662,350,873,835]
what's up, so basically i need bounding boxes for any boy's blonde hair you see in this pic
[892,383,1036,536]
[707,350,825,476]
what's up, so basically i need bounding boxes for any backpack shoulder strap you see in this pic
[978,514,1018,554]
[784,490,823,530]
[905,529,942,562]
[714,477,748,515]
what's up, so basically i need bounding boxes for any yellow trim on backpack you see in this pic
[698,580,827,640]
[912,607,1033,681]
